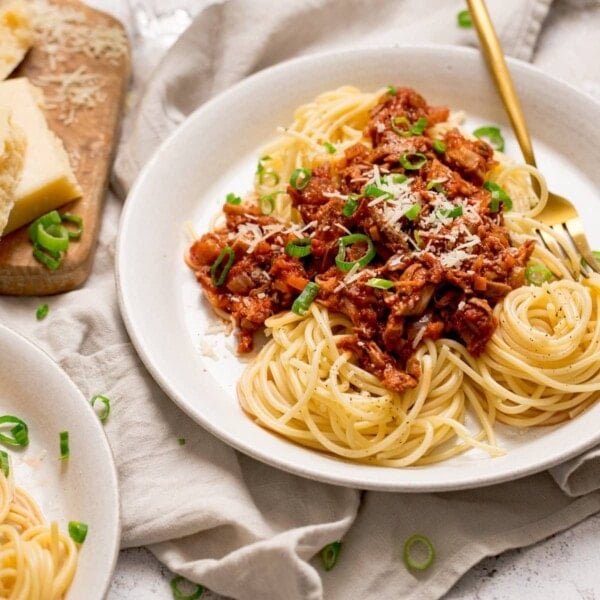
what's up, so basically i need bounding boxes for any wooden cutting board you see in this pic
[0,0,130,296]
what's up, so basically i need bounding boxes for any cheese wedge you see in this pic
[0,0,33,81]
[0,78,82,236]
[0,106,26,234]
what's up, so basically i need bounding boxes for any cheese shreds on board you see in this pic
[0,106,26,234]
[0,0,33,80]
[0,78,81,235]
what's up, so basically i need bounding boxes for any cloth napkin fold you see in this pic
[2,0,600,599]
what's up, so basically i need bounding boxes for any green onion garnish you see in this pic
[0,451,9,477]
[390,116,428,137]
[170,576,204,600]
[363,184,392,200]
[285,237,312,258]
[29,210,84,269]
[210,246,235,286]
[411,117,428,135]
[386,85,397,95]
[225,193,241,205]
[0,416,29,447]
[335,233,376,272]
[291,281,320,316]
[61,214,83,239]
[36,304,49,320]
[391,174,408,184]
[32,245,62,270]
[399,152,427,171]
[457,9,472,28]
[342,194,360,217]
[290,167,312,190]
[483,181,513,212]
[473,126,505,152]
[525,264,553,286]
[59,431,69,460]
[68,521,88,544]
[404,204,421,221]
[256,157,280,186]
[320,541,342,571]
[438,206,463,219]
[426,180,445,194]
[178,438,186,446]
[259,195,275,215]
[366,278,395,290]
[432,139,447,153]
[323,142,336,154]
[403,534,435,571]
[90,394,111,422]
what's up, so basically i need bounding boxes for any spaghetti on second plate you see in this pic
[186,85,600,466]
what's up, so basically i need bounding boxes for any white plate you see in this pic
[0,323,120,597]
[116,46,600,492]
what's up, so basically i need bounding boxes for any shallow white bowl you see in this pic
[117,45,600,492]
[0,323,120,597]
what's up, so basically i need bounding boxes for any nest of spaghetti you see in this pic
[186,85,600,466]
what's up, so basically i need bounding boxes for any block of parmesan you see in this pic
[0,106,26,234]
[0,0,33,81]
[0,78,82,236]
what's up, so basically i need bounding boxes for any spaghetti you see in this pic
[187,85,600,466]
[0,462,78,599]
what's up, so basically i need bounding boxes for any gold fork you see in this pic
[467,0,600,276]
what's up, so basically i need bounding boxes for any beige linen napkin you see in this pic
[2,1,600,599]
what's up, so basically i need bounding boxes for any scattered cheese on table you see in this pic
[0,106,26,234]
[0,0,33,81]
[0,77,82,236]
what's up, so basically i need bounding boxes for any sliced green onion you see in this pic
[36,304,49,320]
[178,438,186,446]
[68,521,88,544]
[525,264,553,286]
[411,117,428,135]
[390,116,411,136]
[210,246,235,287]
[256,156,280,186]
[342,194,360,217]
[285,237,312,258]
[386,85,397,95]
[404,534,435,571]
[320,541,342,571]
[28,210,61,244]
[90,394,111,422]
[323,142,336,154]
[483,181,513,211]
[36,223,69,252]
[457,9,472,28]
[61,214,83,239]
[33,245,62,270]
[414,230,423,248]
[438,206,463,219]
[291,281,319,316]
[366,278,395,290]
[404,204,421,221]
[473,126,505,152]
[426,180,445,194]
[0,451,9,477]
[59,431,69,460]
[432,139,447,153]
[399,152,427,171]
[290,167,312,190]
[363,184,392,200]
[391,174,408,184]
[335,233,376,272]
[259,195,275,215]
[170,576,203,600]
[225,193,241,205]
[0,416,29,447]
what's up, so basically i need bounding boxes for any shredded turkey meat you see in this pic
[186,87,535,391]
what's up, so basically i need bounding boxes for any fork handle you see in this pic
[467,0,537,167]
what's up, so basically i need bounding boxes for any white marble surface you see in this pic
[108,511,600,599]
